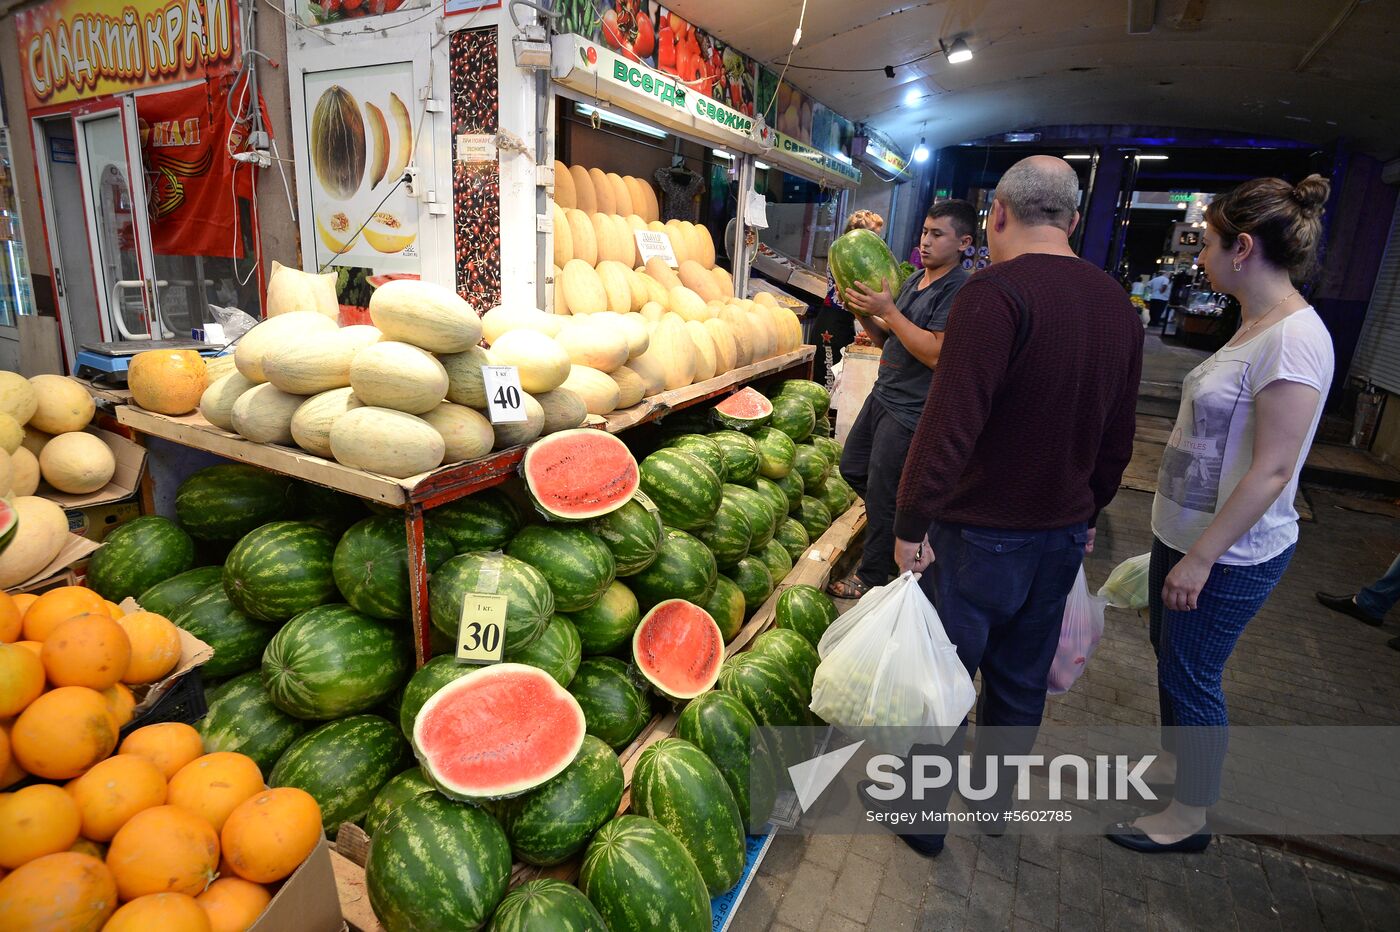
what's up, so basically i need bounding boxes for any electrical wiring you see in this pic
[770,49,940,74]
[762,0,808,124]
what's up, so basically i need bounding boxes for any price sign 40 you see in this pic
[481,366,528,425]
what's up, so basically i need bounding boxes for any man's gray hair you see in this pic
[994,157,1080,231]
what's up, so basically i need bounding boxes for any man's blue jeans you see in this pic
[1357,552,1400,620]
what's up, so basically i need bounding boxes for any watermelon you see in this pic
[752,426,796,479]
[752,475,791,520]
[504,614,582,687]
[367,794,512,932]
[414,663,587,800]
[728,556,774,612]
[792,445,830,489]
[270,714,409,834]
[812,474,855,518]
[812,434,843,464]
[775,584,838,647]
[797,495,834,539]
[637,448,721,531]
[631,737,745,895]
[828,228,902,312]
[199,670,308,772]
[262,603,411,719]
[752,628,820,690]
[170,584,273,678]
[86,516,195,602]
[364,768,436,838]
[223,521,337,623]
[813,413,833,438]
[136,565,223,617]
[507,525,616,612]
[776,471,805,510]
[175,465,296,540]
[333,515,454,620]
[522,429,640,521]
[770,394,816,442]
[701,575,746,642]
[675,691,779,827]
[691,493,752,570]
[0,498,14,554]
[297,483,371,537]
[564,580,639,656]
[632,599,723,700]
[759,538,793,582]
[489,879,607,932]
[660,434,727,483]
[625,527,717,609]
[724,483,775,548]
[709,430,760,484]
[587,491,663,576]
[398,655,477,738]
[718,651,813,766]
[568,657,650,750]
[774,379,831,418]
[429,553,554,650]
[494,735,623,866]
[775,517,810,562]
[426,488,522,553]
[711,386,772,432]
[579,815,710,932]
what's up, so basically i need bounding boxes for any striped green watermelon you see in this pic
[728,555,774,612]
[624,527,717,609]
[367,794,511,932]
[660,434,727,483]
[675,691,779,827]
[724,483,775,548]
[364,768,435,838]
[637,448,721,530]
[489,879,607,932]
[812,474,855,518]
[711,386,772,432]
[702,575,746,642]
[87,516,195,602]
[425,488,522,554]
[776,471,805,510]
[579,815,710,932]
[262,604,411,719]
[506,526,616,612]
[752,628,820,690]
[333,515,455,620]
[692,493,752,570]
[797,495,834,539]
[633,599,723,700]
[137,565,222,617]
[521,429,639,521]
[170,584,273,678]
[814,413,833,438]
[792,444,831,489]
[770,393,816,442]
[494,735,623,866]
[775,517,810,562]
[773,378,830,417]
[709,430,760,484]
[752,426,796,479]
[775,584,838,647]
[199,670,308,772]
[429,553,553,650]
[504,614,581,687]
[812,434,843,464]
[223,521,337,623]
[564,580,639,656]
[631,737,745,895]
[568,657,650,750]
[752,476,791,520]
[270,714,409,834]
[587,492,663,576]
[759,538,793,582]
[297,483,371,538]
[174,465,295,541]
[718,651,813,767]
[398,655,477,737]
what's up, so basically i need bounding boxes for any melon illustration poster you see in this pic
[303,61,421,273]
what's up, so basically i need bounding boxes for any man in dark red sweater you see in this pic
[864,156,1142,856]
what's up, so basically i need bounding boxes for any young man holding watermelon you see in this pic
[826,200,977,600]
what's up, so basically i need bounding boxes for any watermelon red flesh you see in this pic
[413,663,586,800]
[632,600,723,700]
[523,429,640,521]
[0,497,15,554]
[712,386,773,431]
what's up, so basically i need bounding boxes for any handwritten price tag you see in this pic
[456,593,507,664]
[481,366,528,425]
[634,230,677,267]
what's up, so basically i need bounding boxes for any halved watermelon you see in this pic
[632,599,724,701]
[523,429,640,521]
[413,663,586,800]
[712,387,773,432]
[0,496,15,554]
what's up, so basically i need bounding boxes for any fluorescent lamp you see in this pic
[711,149,734,161]
[834,152,852,164]
[1063,153,1092,160]
[941,38,973,64]
[754,161,771,170]
[576,104,667,139]
[1135,154,1168,160]
[904,88,922,106]
[913,137,929,162]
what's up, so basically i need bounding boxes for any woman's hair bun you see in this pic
[1292,174,1330,217]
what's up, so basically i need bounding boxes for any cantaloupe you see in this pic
[677,261,723,303]
[421,402,494,463]
[329,407,446,478]
[752,291,778,307]
[588,168,615,214]
[205,355,237,382]
[619,313,650,358]
[38,432,115,494]
[128,350,208,416]
[637,272,671,309]
[555,320,630,372]
[491,393,545,449]
[193,369,255,430]
[290,387,362,458]
[703,318,739,373]
[369,280,482,353]
[639,301,666,323]
[233,312,339,384]
[481,305,563,343]
[681,222,705,268]
[487,329,572,394]
[535,388,588,434]
[553,160,576,209]
[668,286,710,322]
[552,204,573,268]
[559,260,608,317]
[593,261,634,315]
[231,383,306,444]
[0,372,37,426]
[0,496,67,587]
[568,165,596,213]
[606,173,632,217]
[711,266,734,298]
[565,209,597,267]
[645,258,683,291]
[746,308,775,360]
[560,366,621,415]
[0,414,22,457]
[10,446,38,496]
[719,306,755,366]
[626,352,667,397]
[773,306,804,354]
[609,366,646,408]
[612,214,639,268]
[349,342,449,414]
[664,221,690,265]
[622,268,649,312]
[265,261,339,319]
[553,267,571,317]
[684,321,719,381]
[593,213,629,265]
[623,178,650,222]
[261,328,373,396]
[28,376,95,434]
[695,224,718,268]
[648,315,696,390]
[439,345,493,409]
[646,220,666,234]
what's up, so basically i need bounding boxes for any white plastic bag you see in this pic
[1098,552,1151,609]
[1047,566,1107,694]
[810,572,976,753]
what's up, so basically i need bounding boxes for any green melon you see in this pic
[494,735,623,866]
[773,378,831,417]
[758,538,793,582]
[175,464,296,541]
[297,483,371,538]
[489,879,608,932]
[751,475,790,520]
[752,627,820,691]
[797,495,834,539]
[200,670,308,773]
[637,448,721,531]
[812,473,856,518]
[504,614,582,687]
[727,556,774,612]
[429,552,554,651]
[564,580,639,656]
[776,471,805,510]
[752,426,796,479]
[675,690,779,827]
[770,394,816,442]
[812,434,843,464]
[708,430,761,484]
[506,525,616,613]
[587,492,663,576]
[364,768,436,838]
[332,515,455,620]
[775,584,839,648]
[792,444,831,489]
[425,488,522,553]
[136,565,223,617]
[87,516,195,603]
[579,815,710,932]
[262,603,412,720]
[222,521,337,623]
[631,737,745,895]
[567,657,650,750]
[701,574,746,642]
[723,483,775,548]
[718,651,813,767]
[624,527,717,610]
[170,584,273,678]
[660,433,727,483]
[691,493,752,570]
[270,714,409,834]
[774,517,810,562]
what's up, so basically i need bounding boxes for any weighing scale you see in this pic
[74,340,229,387]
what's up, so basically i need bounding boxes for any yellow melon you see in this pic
[38,432,115,494]
[28,375,94,434]
[0,372,37,426]
[128,350,207,416]
[553,160,576,209]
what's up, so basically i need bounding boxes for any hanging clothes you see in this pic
[654,165,704,221]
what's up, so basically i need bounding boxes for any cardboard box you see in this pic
[39,427,146,510]
[66,499,142,542]
[253,837,347,932]
[7,533,102,592]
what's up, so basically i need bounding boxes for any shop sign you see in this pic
[15,0,239,110]
[584,41,754,142]
[773,131,861,185]
[862,138,908,178]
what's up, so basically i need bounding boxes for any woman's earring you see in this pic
[1232,260,1242,272]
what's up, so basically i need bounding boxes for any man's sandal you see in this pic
[826,573,871,599]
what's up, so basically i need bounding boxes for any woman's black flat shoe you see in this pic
[1104,820,1211,853]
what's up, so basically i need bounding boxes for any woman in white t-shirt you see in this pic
[1107,175,1335,855]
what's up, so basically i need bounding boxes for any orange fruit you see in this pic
[11,640,41,657]
[119,722,205,780]
[11,593,38,619]
[0,726,8,780]
[0,642,44,717]
[22,586,108,641]
[196,876,272,932]
[168,753,264,833]
[105,892,212,932]
[103,599,124,620]
[102,682,136,726]
[0,784,82,868]
[117,611,182,684]
[221,787,321,884]
[67,753,168,842]
[0,721,25,790]
[40,614,132,689]
[0,852,118,931]
[106,805,219,899]
[11,686,118,780]
[0,592,20,642]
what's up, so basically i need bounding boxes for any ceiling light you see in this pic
[576,104,667,139]
[1135,154,1168,160]
[940,38,973,64]
[1063,153,1092,160]
[904,88,922,106]
[834,153,852,164]
[711,149,734,161]
[913,137,929,162]
[755,161,771,170]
